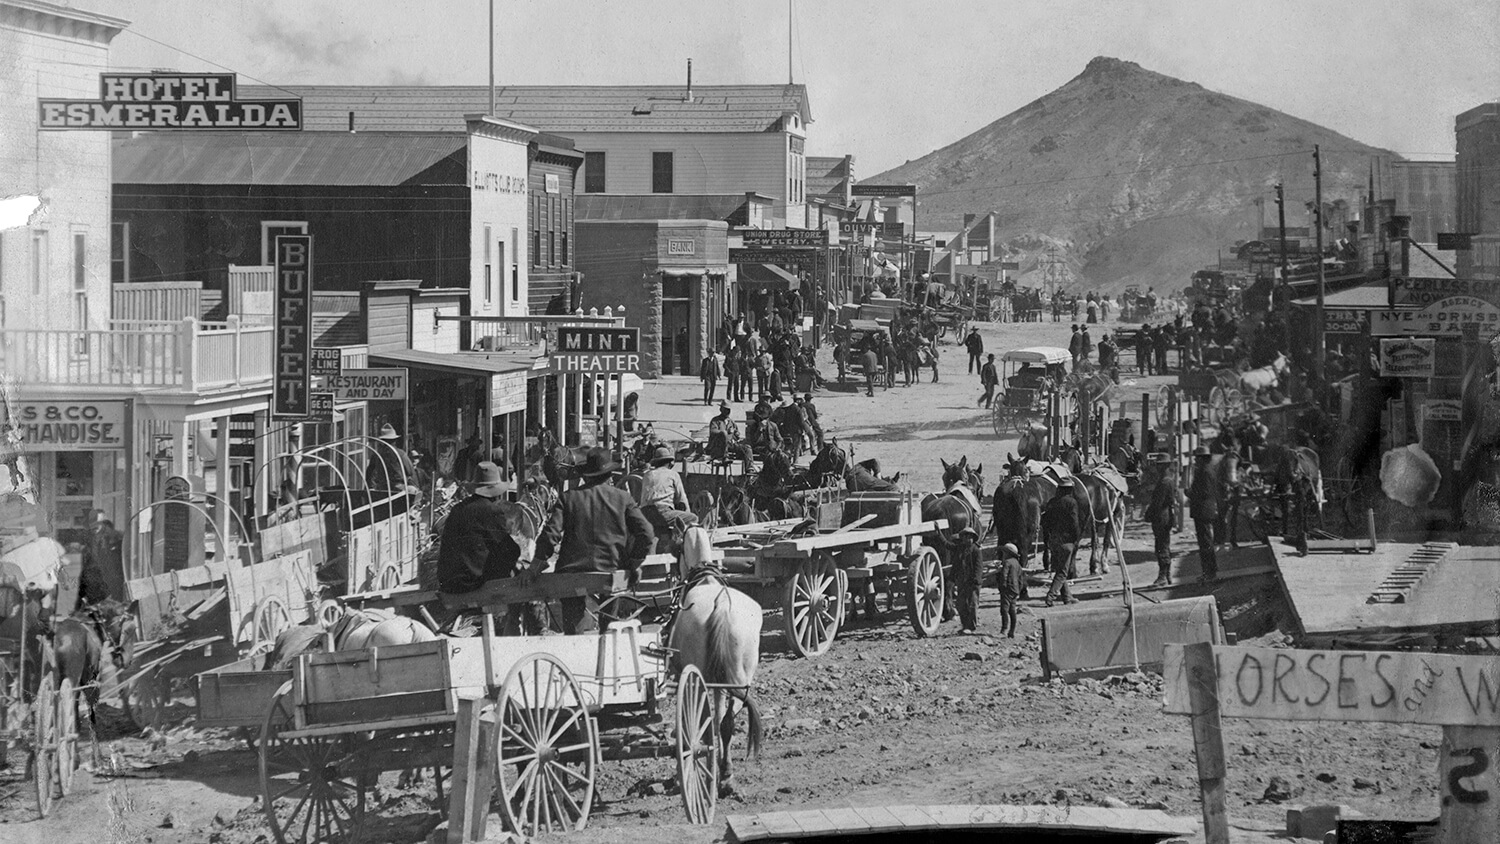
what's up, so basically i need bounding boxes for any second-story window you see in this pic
[652,151,674,194]
[583,151,606,193]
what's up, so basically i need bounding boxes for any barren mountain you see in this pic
[868,57,1396,295]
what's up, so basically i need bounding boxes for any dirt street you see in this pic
[0,314,1441,843]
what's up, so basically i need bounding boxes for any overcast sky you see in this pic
[85,0,1497,174]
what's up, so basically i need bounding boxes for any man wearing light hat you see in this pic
[638,445,695,553]
[436,461,523,596]
[951,525,982,633]
[369,422,419,496]
[533,448,654,633]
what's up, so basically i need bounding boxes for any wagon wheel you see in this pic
[316,599,343,630]
[55,677,79,797]
[1226,388,1247,416]
[1207,387,1230,427]
[991,401,1012,437]
[378,564,403,590]
[123,665,170,733]
[906,546,945,638]
[495,653,599,836]
[780,555,842,658]
[1012,408,1038,436]
[248,597,293,661]
[1156,384,1173,421]
[259,685,367,844]
[674,665,719,824]
[33,672,57,818]
[834,569,849,631]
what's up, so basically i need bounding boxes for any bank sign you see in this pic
[39,73,301,131]
[1371,296,1500,337]
[10,401,126,451]
[550,326,640,373]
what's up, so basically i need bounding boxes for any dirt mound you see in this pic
[867,56,1395,296]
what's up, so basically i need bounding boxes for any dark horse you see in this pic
[534,427,592,490]
[55,601,132,767]
[993,454,1048,572]
[919,457,986,624]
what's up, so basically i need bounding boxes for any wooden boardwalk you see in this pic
[726,804,1196,841]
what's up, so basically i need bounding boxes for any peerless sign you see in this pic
[39,73,302,131]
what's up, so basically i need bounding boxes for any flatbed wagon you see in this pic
[198,570,730,842]
[714,491,948,658]
[1161,368,1244,427]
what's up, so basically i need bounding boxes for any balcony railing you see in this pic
[461,308,627,355]
[2,316,274,393]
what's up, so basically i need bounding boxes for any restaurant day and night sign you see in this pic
[39,73,302,131]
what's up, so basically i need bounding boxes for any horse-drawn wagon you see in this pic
[990,347,1070,436]
[1159,368,1244,428]
[1,532,82,818]
[714,490,948,658]
[196,566,747,842]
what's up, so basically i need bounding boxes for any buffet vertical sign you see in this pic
[273,235,313,419]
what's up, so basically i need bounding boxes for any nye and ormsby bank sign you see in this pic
[39,73,302,131]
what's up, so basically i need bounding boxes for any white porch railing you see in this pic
[112,281,204,322]
[462,307,627,354]
[2,316,274,392]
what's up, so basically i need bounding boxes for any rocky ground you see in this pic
[0,313,1441,843]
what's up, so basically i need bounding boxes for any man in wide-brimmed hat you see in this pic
[639,445,695,553]
[1041,477,1081,606]
[1188,445,1223,582]
[997,543,1024,638]
[436,461,524,596]
[533,448,654,633]
[368,423,419,496]
[951,525,983,633]
[707,401,754,473]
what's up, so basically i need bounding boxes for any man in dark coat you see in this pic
[964,327,984,374]
[1068,324,1084,370]
[1144,465,1178,587]
[707,402,755,472]
[700,351,721,405]
[532,449,654,633]
[997,543,1023,638]
[437,462,523,595]
[951,526,983,633]
[1137,324,1154,375]
[1041,478,1082,606]
[78,509,123,608]
[862,346,880,397]
[979,353,999,408]
[801,394,825,450]
[1188,446,1224,582]
[1153,323,1172,374]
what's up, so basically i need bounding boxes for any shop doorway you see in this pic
[662,299,691,376]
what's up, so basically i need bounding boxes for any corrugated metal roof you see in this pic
[113,132,468,186]
[576,193,748,222]
[238,84,811,134]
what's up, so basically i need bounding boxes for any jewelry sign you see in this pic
[273,235,313,419]
[39,73,302,131]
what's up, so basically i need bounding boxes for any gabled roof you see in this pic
[113,132,468,186]
[807,155,852,200]
[238,84,811,134]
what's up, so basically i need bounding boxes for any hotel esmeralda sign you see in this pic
[39,73,302,131]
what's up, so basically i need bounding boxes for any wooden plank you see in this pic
[1041,596,1220,678]
[1184,642,1231,844]
[440,570,626,611]
[829,514,877,534]
[447,696,496,844]
[885,805,939,828]
[1164,644,1500,727]
[281,713,454,739]
[849,804,907,832]
[1439,725,1500,843]
[761,519,947,556]
[724,814,773,843]
[818,807,872,834]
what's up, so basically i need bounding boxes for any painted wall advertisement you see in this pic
[11,400,127,451]
[1379,338,1436,378]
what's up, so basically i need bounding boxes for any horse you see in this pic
[920,457,986,625]
[264,608,438,671]
[992,454,1047,572]
[807,440,850,489]
[535,428,592,490]
[717,480,763,526]
[667,527,763,795]
[1017,422,1051,462]
[54,600,132,768]
[1239,352,1289,398]
[1056,442,1128,574]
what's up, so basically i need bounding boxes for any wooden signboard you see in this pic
[1165,644,1500,844]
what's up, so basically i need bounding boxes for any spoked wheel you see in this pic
[495,653,600,837]
[1012,409,1038,435]
[33,672,57,818]
[249,597,292,661]
[674,665,720,824]
[316,599,343,630]
[991,401,1011,437]
[1207,387,1230,427]
[1156,385,1174,422]
[1226,388,1246,417]
[906,546,945,637]
[834,569,849,630]
[781,555,842,658]
[55,677,79,797]
[259,686,367,844]
[378,565,403,590]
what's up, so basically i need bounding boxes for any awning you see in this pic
[660,267,728,278]
[370,349,538,377]
[736,263,800,288]
[1290,284,1392,309]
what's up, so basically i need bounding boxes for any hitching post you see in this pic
[1183,642,1230,844]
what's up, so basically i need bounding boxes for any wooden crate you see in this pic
[294,638,488,729]
[196,657,290,728]
[842,491,922,529]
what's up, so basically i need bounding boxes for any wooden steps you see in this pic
[1366,542,1456,604]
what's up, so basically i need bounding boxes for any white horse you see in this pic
[1239,352,1289,397]
[668,527,763,792]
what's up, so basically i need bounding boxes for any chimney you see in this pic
[686,58,693,102]
[348,111,355,133]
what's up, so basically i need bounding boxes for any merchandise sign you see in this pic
[310,347,342,378]
[838,220,880,234]
[273,235,313,419]
[302,392,335,423]
[328,369,408,401]
[740,229,830,247]
[1326,308,1369,335]
[728,248,818,266]
[1391,276,1500,307]
[850,184,917,197]
[11,400,126,451]
[1371,296,1500,337]
[1379,338,1436,378]
[491,371,527,415]
[550,326,641,373]
[39,73,301,131]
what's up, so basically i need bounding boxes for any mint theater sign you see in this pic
[39,73,301,131]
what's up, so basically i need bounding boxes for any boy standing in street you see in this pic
[997,543,1023,638]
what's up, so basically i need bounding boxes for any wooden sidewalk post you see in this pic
[1183,642,1230,844]
[1439,725,1500,844]
[447,695,497,844]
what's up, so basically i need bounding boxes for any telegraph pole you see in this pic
[1312,145,1326,389]
[488,0,495,115]
[1276,182,1290,354]
[1275,183,1289,282]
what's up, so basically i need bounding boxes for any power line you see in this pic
[117,27,304,99]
